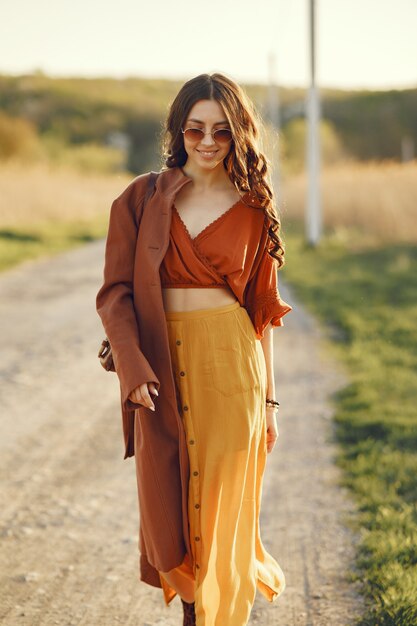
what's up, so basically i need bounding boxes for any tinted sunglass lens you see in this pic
[184,128,204,141]
[214,129,232,143]
[183,128,232,143]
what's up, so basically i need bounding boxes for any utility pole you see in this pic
[306,0,322,245]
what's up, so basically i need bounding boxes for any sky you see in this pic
[1,0,416,90]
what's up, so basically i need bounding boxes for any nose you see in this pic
[200,131,216,147]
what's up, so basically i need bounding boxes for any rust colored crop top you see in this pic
[159,192,292,339]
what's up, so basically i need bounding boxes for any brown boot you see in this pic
[181,598,196,626]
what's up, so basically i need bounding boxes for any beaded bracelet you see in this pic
[266,398,280,409]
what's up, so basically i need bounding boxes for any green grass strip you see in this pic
[0,214,108,272]
[282,226,417,625]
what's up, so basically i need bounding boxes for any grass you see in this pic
[0,214,108,271]
[282,224,417,625]
[1,158,416,272]
[280,159,417,243]
[0,161,131,271]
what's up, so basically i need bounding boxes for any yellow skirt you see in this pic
[159,300,286,625]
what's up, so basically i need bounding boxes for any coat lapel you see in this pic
[139,166,193,275]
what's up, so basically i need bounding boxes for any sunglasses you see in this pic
[181,127,233,145]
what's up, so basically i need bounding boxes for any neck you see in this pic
[181,161,231,191]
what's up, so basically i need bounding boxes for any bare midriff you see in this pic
[161,286,238,312]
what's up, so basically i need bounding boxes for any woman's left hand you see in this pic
[265,406,279,454]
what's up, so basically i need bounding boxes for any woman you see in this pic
[96,72,292,626]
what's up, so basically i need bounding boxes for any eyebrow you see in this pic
[187,118,229,125]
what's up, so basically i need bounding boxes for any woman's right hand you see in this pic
[128,382,159,411]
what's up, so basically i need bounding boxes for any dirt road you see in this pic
[0,240,365,625]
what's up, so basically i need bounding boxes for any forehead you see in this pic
[186,99,228,124]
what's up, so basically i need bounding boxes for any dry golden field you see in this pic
[0,160,132,228]
[280,158,417,243]
[0,159,416,245]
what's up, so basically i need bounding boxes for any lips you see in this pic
[197,150,218,156]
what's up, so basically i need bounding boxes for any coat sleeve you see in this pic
[244,218,292,340]
[96,175,160,414]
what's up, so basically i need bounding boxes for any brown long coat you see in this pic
[96,165,267,589]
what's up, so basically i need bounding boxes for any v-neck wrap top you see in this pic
[159,192,292,339]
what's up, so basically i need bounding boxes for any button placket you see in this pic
[174,325,202,579]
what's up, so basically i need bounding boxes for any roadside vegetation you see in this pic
[0,161,130,271]
[281,171,417,624]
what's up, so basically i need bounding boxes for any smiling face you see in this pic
[182,99,233,171]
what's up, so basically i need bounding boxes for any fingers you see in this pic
[266,428,279,454]
[137,383,156,411]
[266,440,275,454]
[148,382,159,397]
[128,383,157,411]
[265,408,279,453]
[128,388,141,404]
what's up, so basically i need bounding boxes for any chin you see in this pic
[192,154,225,168]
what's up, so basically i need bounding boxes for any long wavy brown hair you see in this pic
[159,72,286,268]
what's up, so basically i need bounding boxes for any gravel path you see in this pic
[0,239,365,625]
